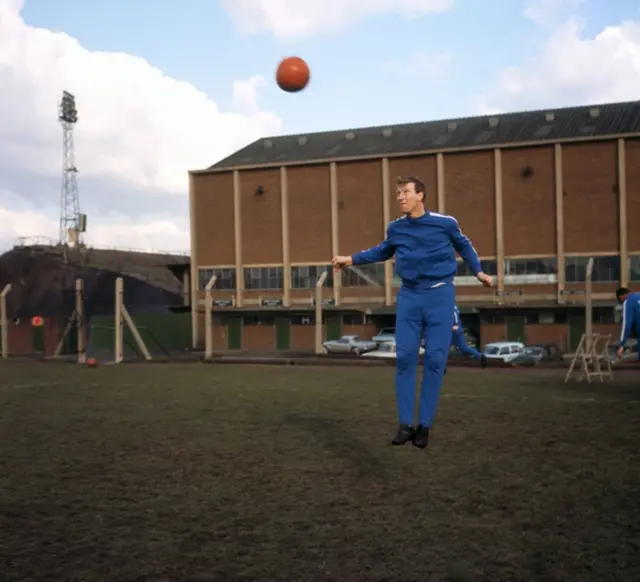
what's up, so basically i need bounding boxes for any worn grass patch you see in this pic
[0,363,638,581]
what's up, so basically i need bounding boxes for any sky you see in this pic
[0,0,639,253]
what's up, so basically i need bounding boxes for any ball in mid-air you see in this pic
[276,56,310,93]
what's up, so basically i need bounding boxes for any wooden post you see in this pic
[0,284,11,359]
[204,274,218,359]
[121,307,152,361]
[76,278,86,363]
[585,257,593,352]
[115,277,124,363]
[115,277,152,363]
[315,271,328,354]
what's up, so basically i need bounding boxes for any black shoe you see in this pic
[444,367,448,375]
[480,355,487,369]
[412,425,429,449]
[391,424,415,445]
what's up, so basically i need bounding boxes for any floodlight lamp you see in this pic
[59,90,78,124]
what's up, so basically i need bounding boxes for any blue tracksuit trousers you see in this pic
[395,282,455,427]
[451,329,482,359]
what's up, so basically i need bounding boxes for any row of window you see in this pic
[479,308,617,325]
[198,265,333,291]
[199,255,640,290]
[215,309,618,326]
[213,313,365,326]
[455,256,628,282]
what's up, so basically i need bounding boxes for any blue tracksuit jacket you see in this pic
[351,212,482,286]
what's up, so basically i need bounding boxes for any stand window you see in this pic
[630,255,640,282]
[342,263,385,287]
[291,265,333,289]
[457,259,498,277]
[565,256,620,283]
[244,267,284,290]
[198,268,236,290]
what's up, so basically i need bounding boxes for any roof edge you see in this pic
[190,130,640,175]
[229,99,640,145]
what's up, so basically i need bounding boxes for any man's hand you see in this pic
[452,325,459,332]
[617,345,625,359]
[331,255,352,271]
[476,271,493,287]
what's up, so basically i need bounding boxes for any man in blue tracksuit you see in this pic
[451,304,487,367]
[615,287,640,360]
[332,176,492,449]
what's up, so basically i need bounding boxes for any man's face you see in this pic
[396,182,423,214]
[618,293,628,304]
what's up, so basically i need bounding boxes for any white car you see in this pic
[482,341,525,363]
[362,340,425,359]
[372,327,396,345]
[322,335,378,355]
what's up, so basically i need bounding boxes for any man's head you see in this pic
[616,287,630,303]
[395,176,426,216]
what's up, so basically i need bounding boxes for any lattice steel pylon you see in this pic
[59,91,81,245]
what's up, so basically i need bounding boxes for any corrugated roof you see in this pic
[205,100,640,172]
[0,246,186,318]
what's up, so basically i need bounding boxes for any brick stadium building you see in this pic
[187,100,640,353]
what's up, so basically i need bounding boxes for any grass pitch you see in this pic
[0,363,638,581]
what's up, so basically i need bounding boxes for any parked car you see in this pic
[528,343,564,361]
[482,341,525,364]
[511,343,564,367]
[322,335,378,355]
[362,340,425,359]
[510,346,546,367]
[372,327,395,345]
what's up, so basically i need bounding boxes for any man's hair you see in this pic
[396,176,425,200]
[616,287,630,302]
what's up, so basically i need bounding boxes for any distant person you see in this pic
[615,287,639,360]
[332,176,492,450]
[451,304,487,367]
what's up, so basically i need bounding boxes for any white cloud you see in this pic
[476,19,640,114]
[0,0,281,252]
[0,190,59,251]
[381,51,453,77]
[523,0,586,27]
[0,188,189,253]
[220,0,453,39]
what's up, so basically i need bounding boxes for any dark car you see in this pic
[510,346,546,367]
[528,343,564,361]
[510,343,564,367]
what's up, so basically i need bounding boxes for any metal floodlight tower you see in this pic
[58,91,82,245]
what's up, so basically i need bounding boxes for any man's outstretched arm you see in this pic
[333,225,396,268]
[447,217,482,274]
[447,216,492,287]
